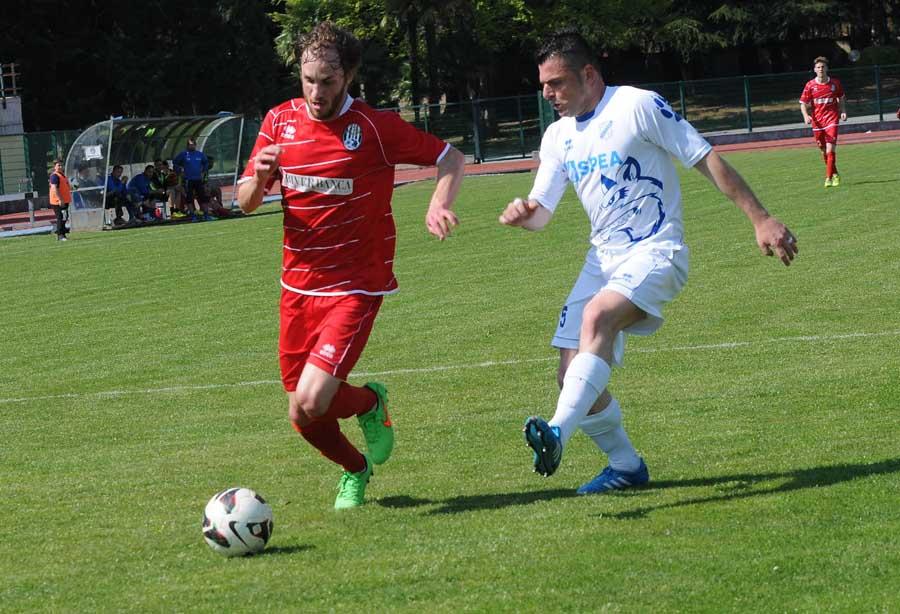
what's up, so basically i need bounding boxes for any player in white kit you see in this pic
[500,29,798,494]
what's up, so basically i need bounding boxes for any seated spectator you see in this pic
[105,165,139,226]
[174,137,211,221]
[73,163,99,189]
[203,182,243,219]
[128,165,167,221]
[156,161,190,219]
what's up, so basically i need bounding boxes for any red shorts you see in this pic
[812,124,839,148]
[278,289,383,391]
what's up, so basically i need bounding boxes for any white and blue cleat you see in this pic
[524,416,562,477]
[577,459,650,495]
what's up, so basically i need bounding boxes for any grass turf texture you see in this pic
[2,141,899,612]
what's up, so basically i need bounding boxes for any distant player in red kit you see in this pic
[238,22,465,509]
[799,56,847,187]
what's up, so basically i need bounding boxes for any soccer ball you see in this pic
[202,487,274,557]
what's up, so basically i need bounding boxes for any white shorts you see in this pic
[551,246,689,365]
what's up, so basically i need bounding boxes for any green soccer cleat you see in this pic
[334,455,373,510]
[824,177,833,188]
[831,174,840,187]
[357,382,394,465]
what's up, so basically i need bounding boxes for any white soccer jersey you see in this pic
[529,86,712,263]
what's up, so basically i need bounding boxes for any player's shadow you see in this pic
[607,457,900,520]
[848,178,899,186]
[377,488,578,514]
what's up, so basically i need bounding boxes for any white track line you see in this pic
[2,330,898,405]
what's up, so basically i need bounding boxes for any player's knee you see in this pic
[580,303,618,344]
[293,388,329,419]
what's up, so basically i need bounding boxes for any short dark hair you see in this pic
[535,28,600,73]
[296,21,362,76]
[112,164,123,172]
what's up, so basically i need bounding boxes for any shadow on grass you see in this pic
[258,544,315,557]
[847,178,899,187]
[377,488,578,514]
[607,457,900,520]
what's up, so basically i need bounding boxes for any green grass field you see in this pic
[3,141,899,612]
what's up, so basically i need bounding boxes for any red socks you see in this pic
[826,152,836,178]
[289,382,377,473]
[292,419,366,473]
[326,383,377,420]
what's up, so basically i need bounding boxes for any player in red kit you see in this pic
[799,56,847,188]
[237,22,465,509]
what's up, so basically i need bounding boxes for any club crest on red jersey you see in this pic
[343,123,362,150]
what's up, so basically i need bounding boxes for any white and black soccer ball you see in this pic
[202,487,274,557]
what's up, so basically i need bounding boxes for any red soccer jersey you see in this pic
[241,96,449,296]
[799,77,844,130]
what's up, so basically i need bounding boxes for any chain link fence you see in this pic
[2,64,899,198]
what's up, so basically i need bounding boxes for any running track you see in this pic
[3,128,898,230]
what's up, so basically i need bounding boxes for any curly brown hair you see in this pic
[296,21,362,76]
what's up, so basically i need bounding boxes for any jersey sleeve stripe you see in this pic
[281,157,353,170]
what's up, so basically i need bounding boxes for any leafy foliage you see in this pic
[1,0,897,129]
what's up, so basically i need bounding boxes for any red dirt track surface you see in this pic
[4,128,898,231]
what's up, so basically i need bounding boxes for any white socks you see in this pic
[580,398,641,472]
[549,352,611,446]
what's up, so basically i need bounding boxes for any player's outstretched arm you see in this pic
[694,150,798,266]
[499,197,553,231]
[426,146,465,240]
[237,145,281,214]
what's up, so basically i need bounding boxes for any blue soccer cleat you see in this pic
[524,416,562,477]
[576,459,650,495]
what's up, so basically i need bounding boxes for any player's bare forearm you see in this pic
[237,178,266,214]
[426,147,465,240]
[238,145,281,214]
[695,150,769,224]
[695,150,798,265]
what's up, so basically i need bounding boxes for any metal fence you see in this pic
[3,64,899,197]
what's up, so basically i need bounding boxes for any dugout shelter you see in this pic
[64,113,244,231]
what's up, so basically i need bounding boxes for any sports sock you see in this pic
[580,398,641,472]
[826,152,836,178]
[292,419,366,473]
[324,382,377,420]
[549,352,611,446]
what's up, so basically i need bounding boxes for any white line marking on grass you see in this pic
[2,330,898,405]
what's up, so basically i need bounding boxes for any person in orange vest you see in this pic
[48,159,71,241]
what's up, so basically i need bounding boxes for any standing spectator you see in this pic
[48,160,71,241]
[105,164,139,226]
[799,56,847,188]
[237,21,465,510]
[173,137,211,220]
